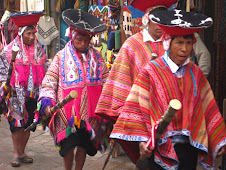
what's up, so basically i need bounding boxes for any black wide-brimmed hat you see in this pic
[10,11,43,27]
[62,9,106,35]
[130,0,177,12]
[149,9,213,36]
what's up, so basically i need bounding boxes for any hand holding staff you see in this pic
[0,45,19,115]
[135,99,182,170]
[50,90,78,114]
[25,90,78,131]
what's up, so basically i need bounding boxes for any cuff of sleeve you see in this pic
[40,98,55,115]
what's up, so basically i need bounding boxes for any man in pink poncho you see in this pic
[38,9,109,170]
[0,11,48,167]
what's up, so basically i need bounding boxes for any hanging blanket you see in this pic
[36,16,59,45]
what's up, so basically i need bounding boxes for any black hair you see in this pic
[171,34,194,41]
[149,7,167,15]
[26,25,35,30]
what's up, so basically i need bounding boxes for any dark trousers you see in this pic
[148,143,198,170]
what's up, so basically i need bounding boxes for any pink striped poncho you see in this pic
[110,57,226,169]
[95,30,165,163]
[95,31,164,123]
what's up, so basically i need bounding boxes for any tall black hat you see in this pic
[62,9,106,35]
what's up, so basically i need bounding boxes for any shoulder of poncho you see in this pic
[0,39,17,57]
[121,32,143,50]
[89,46,101,56]
[6,38,16,49]
[126,31,143,42]
[56,45,68,57]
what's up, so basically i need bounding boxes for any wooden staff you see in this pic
[25,90,78,131]
[0,45,19,115]
[135,99,182,170]
[186,0,190,12]
[6,46,19,85]
[102,139,117,170]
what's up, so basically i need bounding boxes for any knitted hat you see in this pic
[130,0,177,12]
[10,11,43,27]
[149,9,213,36]
[62,9,106,35]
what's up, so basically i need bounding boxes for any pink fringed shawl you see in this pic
[39,40,109,144]
[7,35,46,88]
[0,35,46,127]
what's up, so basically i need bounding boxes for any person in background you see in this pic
[0,11,48,167]
[110,9,226,169]
[95,0,177,164]
[193,32,211,77]
[38,9,109,170]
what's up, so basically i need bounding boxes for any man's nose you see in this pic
[181,44,187,51]
[81,40,85,46]
[30,34,35,40]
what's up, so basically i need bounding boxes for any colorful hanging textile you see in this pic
[55,0,76,14]
[108,0,120,25]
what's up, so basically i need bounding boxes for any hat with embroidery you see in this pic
[62,9,106,35]
[149,9,213,36]
[10,11,43,27]
[130,0,177,12]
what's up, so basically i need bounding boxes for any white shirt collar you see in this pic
[163,52,190,73]
[143,27,162,43]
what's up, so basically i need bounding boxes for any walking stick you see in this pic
[0,45,19,115]
[135,99,182,170]
[102,139,117,170]
[25,90,78,131]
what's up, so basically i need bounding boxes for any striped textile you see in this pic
[95,30,165,163]
[110,57,226,169]
[95,31,165,123]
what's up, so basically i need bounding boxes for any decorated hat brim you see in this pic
[130,0,177,12]
[62,9,106,35]
[149,10,213,36]
[10,11,43,27]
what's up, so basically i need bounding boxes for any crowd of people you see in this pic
[0,1,226,170]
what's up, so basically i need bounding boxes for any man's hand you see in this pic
[139,142,152,158]
[217,145,226,157]
[2,83,11,94]
[44,105,52,117]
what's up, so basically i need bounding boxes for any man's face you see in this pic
[22,28,36,46]
[169,36,193,66]
[73,33,91,52]
[148,20,163,41]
